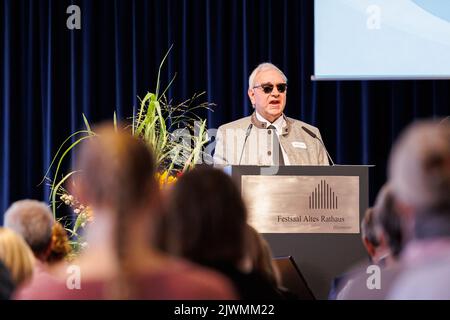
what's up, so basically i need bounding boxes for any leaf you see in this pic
[50,135,93,202]
[156,44,174,98]
[73,211,87,235]
[159,72,177,100]
[155,101,168,152]
[39,130,92,186]
[82,114,92,133]
[135,92,151,136]
[183,120,209,172]
[136,93,157,136]
[65,227,79,238]
[132,106,136,136]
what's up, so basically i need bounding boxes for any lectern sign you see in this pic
[242,175,360,233]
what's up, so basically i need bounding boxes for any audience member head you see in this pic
[243,224,280,287]
[73,123,158,298]
[164,167,247,268]
[46,221,72,264]
[74,124,156,214]
[0,227,34,287]
[373,184,403,259]
[3,200,54,261]
[361,208,381,262]
[388,120,450,240]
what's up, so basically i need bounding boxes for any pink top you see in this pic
[14,260,236,300]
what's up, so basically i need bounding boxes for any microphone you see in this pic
[301,126,335,166]
[239,124,253,165]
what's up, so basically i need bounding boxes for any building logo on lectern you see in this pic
[309,180,338,210]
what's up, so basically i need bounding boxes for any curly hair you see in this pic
[47,222,72,264]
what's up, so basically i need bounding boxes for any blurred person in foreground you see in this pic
[245,224,298,299]
[244,225,281,289]
[337,120,450,299]
[0,228,35,290]
[361,208,387,265]
[162,167,284,299]
[329,207,380,300]
[360,185,403,268]
[3,200,60,295]
[333,185,403,299]
[386,120,450,299]
[3,200,54,264]
[15,124,235,299]
[372,184,403,266]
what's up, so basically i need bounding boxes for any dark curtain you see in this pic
[1,0,449,218]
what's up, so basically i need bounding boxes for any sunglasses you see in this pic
[253,83,288,94]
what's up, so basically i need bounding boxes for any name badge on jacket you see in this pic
[292,141,307,149]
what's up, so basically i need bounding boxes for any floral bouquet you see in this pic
[42,46,212,255]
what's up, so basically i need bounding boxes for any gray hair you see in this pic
[248,62,288,89]
[360,207,379,248]
[388,120,450,211]
[3,200,54,255]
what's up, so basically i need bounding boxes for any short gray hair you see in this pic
[388,120,450,211]
[248,62,288,89]
[3,200,54,255]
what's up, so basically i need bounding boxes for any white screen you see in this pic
[314,0,450,80]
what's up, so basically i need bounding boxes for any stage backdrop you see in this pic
[1,0,449,218]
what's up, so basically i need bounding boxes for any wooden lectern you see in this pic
[223,165,372,299]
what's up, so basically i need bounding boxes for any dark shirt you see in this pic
[0,260,15,300]
[206,262,285,300]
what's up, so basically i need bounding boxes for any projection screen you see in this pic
[314,0,450,80]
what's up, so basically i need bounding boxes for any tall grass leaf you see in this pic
[156,44,173,98]
[39,130,91,186]
[82,114,93,134]
[135,93,152,136]
[159,72,177,100]
[50,136,93,201]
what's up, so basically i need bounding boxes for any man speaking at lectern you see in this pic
[213,62,330,166]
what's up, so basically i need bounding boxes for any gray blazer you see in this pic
[213,113,330,166]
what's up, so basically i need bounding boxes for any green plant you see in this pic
[42,46,213,255]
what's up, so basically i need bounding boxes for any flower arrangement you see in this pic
[43,46,212,256]
[156,170,180,189]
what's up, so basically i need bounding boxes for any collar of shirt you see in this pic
[255,111,285,135]
[254,110,291,165]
